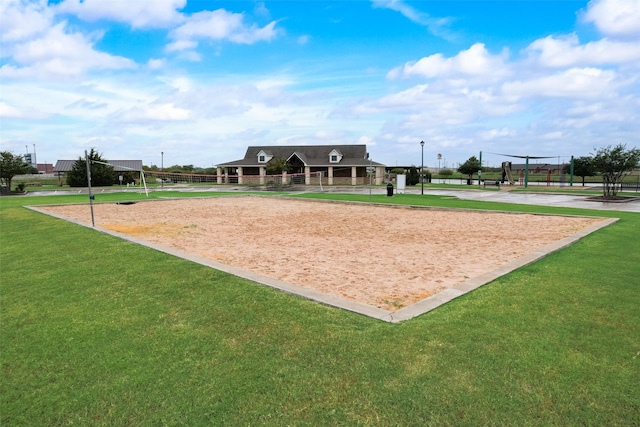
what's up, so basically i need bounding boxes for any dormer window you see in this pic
[257,150,272,163]
[329,149,343,163]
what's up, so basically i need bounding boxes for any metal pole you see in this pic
[161,151,164,188]
[478,151,482,186]
[85,150,95,227]
[420,141,425,195]
[569,156,574,186]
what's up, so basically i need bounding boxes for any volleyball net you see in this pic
[142,170,324,192]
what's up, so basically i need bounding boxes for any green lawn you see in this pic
[1,191,639,426]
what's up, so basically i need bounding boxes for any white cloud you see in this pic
[0,101,27,118]
[480,128,515,141]
[56,0,186,28]
[297,35,310,45]
[371,0,426,24]
[370,0,451,37]
[582,0,640,39]
[147,58,166,70]
[160,76,193,93]
[0,0,52,43]
[357,135,377,146]
[2,22,136,78]
[502,68,618,99]
[526,34,640,67]
[165,39,198,53]
[388,43,510,80]
[117,103,191,123]
[168,9,277,53]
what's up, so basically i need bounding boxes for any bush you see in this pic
[407,166,420,185]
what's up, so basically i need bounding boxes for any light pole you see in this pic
[420,140,425,195]
[161,151,164,188]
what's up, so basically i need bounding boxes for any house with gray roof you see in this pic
[53,159,143,184]
[216,145,385,186]
[53,159,143,173]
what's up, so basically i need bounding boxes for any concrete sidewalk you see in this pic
[418,188,640,212]
[321,185,640,212]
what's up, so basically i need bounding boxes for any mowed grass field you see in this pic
[1,191,639,426]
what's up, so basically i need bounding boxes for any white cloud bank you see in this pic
[0,0,638,167]
[388,43,511,80]
[55,0,186,28]
[581,0,640,39]
[167,9,278,53]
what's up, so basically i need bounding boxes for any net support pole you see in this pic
[569,156,574,187]
[478,151,482,186]
[524,156,530,189]
[85,150,95,227]
[140,170,149,196]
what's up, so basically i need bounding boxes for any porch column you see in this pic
[216,167,222,184]
[237,166,243,184]
[261,166,267,185]
[305,166,311,185]
[351,166,357,186]
[328,166,334,185]
[376,166,384,185]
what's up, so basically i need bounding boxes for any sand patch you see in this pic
[39,197,607,311]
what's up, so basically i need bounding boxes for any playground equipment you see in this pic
[501,161,515,185]
[482,151,573,188]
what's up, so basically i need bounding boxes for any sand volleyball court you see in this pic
[37,196,611,315]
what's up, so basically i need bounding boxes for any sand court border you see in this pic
[31,196,617,323]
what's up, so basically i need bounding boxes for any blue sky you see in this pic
[1,0,639,170]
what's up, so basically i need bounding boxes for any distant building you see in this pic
[217,145,385,185]
[53,159,143,184]
[53,160,143,174]
[37,163,55,174]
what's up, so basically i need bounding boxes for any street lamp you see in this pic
[161,151,164,188]
[420,140,425,195]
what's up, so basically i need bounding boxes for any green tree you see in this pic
[66,149,117,187]
[591,144,640,197]
[0,151,31,193]
[457,156,482,184]
[118,171,138,185]
[203,167,217,175]
[406,166,420,185]
[562,156,596,186]
[265,157,291,175]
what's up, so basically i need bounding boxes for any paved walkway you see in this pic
[320,185,640,213]
[419,188,640,212]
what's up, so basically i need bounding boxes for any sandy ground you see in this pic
[40,197,605,311]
